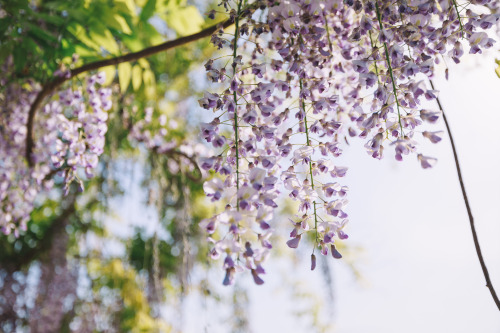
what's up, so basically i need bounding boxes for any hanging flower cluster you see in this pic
[198,0,500,284]
[1,0,499,285]
[0,69,111,234]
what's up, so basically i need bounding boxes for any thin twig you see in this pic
[429,79,500,311]
[300,78,319,249]
[233,0,243,211]
[375,1,404,135]
[25,18,238,166]
[153,148,203,182]
[451,0,465,37]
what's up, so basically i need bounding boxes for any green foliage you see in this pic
[128,229,179,274]
[87,258,172,332]
[0,0,222,331]
[0,199,59,268]
[160,0,204,36]
[0,181,108,270]
[0,0,209,86]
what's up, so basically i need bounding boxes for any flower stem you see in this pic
[375,1,404,136]
[451,0,465,37]
[300,79,319,247]
[233,0,242,211]
[368,31,381,86]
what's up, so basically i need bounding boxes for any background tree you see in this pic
[0,0,223,331]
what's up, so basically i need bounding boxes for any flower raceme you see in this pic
[197,0,499,285]
[1,0,499,285]
[1,70,111,234]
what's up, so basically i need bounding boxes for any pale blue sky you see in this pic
[104,50,500,333]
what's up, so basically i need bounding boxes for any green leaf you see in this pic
[495,65,500,79]
[132,65,142,91]
[140,0,157,22]
[100,65,116,86]
[13,46,27,73]
[143,69,155,98]
[143,68,154,85]
[67,23,101,51]
[0,43,12,64]
[108,14,132,34]
[118,62,132,92]
[114,0,136,16]
[138,58,149,69]
[74,45,97,58]
[0,18,13,35]
[31,12,65,25]
[88,22,120,55]
[164,5,204,36]
[23,38,41,57]
[142,22,163,45]
[121,34,145,52]
[25,22,58,44]
[64,8,88,24]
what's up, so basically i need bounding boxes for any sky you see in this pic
[105,49,500,332]
[245,51,500,332]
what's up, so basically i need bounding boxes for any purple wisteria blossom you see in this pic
[194,0,500,285]
[0,71,112,232]
[3,0,500,289]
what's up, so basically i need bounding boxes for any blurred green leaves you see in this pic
[0,0,208,86]
[128,230,179,274]
[162,1,204,36]
[0,0,221,330]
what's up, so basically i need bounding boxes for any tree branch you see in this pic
[429,79,500,311]
[166,150,203,182]
[25,18,237,166]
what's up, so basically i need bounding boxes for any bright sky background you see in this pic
[244,51,500,332]
[97,2,500,331]
[106,50,500,332]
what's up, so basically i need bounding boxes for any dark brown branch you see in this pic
[429,79,500,311]
[25,18,236,166]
